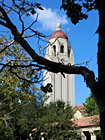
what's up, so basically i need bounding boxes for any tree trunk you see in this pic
[92,88,105,140]
[96,0,105,139]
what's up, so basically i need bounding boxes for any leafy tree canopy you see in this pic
[32,100,81,140]
[61,0,98,24]
[83,93,99,116]
[0,35,80,139]
[0,35,43,140]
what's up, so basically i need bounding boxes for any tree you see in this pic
[0,0,105,139]
[0,36,43,139]
[83,93,99,116]
[32,101,81,140]
[16,95,43,140]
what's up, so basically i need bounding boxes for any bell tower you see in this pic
[44,23,75,107]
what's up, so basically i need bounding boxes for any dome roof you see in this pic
[50,23,68,40]
[50,31,68,40]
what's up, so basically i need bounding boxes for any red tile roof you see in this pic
[73,105,87,116]
[73,115,99,127]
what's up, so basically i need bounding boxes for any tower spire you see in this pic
[56,22,61,31]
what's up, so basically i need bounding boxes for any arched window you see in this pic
[68,44,71,57]
[68,48,70,57]
[53,45,56,56]
[60,45,64,53]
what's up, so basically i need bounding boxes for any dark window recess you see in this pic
[60,45,64,53]
[68,48,70,57]
[53,45,56,56]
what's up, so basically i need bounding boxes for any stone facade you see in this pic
[44,23,75,106]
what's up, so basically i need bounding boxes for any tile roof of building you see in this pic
[73,115,99,127]
[73,105,87,116]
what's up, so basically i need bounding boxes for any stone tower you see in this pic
[44,23,75,107]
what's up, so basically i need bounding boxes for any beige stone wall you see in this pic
[44,37,75,107]
[74,110,84,119]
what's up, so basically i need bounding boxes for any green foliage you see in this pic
[83,93,99,116]
[0,70,42,139]
[0,35,80,139]
[95,130,101,138]
[32,101,81,140]
[61,0,97,24]
[0,36,42,139]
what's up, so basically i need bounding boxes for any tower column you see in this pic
[44,23,75,106]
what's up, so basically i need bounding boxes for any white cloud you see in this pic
[32,7,68,31]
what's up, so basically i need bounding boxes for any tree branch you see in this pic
[24,13,38,32]
[0,6,97,90]
[0,40,14,54]
[0,62,40,68]
[0,19,9,28]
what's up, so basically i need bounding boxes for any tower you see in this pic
[44,23,75,107]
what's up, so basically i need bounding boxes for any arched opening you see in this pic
[68,43,71,57]
[68,47,70,57]
[53,45,56,56]
[60,45,64,53]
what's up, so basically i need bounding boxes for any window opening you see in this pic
[53,45,56,56]
[68,48,70,57]
[60,45,64,53]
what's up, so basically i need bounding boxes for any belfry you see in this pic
[44,23,75,107]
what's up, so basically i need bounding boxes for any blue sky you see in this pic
[33,0,99,105]
[0,0,99,105]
